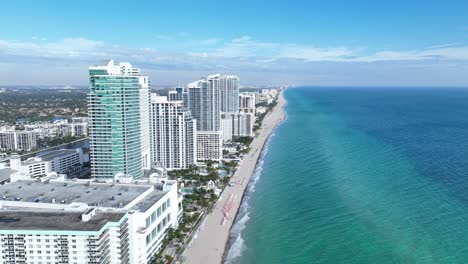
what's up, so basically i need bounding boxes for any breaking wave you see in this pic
[224,133,275,263]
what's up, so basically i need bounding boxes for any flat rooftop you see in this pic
[0,180,161,208]
[22,149,78,165]
[38,149,78,160]
[0,211,125,231]
[0,168,16,183]
[134,191,166,212]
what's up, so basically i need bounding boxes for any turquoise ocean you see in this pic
[225,87,468,264]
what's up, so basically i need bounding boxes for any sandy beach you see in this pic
[181,90,287,264]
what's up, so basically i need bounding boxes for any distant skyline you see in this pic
[1,0,468,86]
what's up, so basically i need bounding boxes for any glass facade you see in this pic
[88,69,144,179]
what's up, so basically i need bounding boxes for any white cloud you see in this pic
[211,36,358,61]
[1,36,468,86]
[1,36,468,64]
[210,36,468,62]
[426,43,461,49]
[0,38,104,58]
[356,46,468,62]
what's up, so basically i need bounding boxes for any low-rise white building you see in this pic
[0,176,183,264]
[196,131,222,161]
[256,106,268,116]
[0,130,37,152]
[0,120,89,153]
[257,88,279,105]
[221,112,254,142]
[9,149,83,179]
[70,122,89,137]
[23,119,89,138]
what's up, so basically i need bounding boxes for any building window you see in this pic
[151,212,156,223]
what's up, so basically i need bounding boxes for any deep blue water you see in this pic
[226,87,468,264]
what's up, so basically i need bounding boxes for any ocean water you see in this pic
[225,87,468,264]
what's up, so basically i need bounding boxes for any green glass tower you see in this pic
[88,60,150,179]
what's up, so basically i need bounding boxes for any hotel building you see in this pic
[0,172,182,264]
[150,95,197,170]
[196,131,222,161]
[88,60,151,179]
[239,92,256,115]
[220,112,254,142]
[167,87,189,108]
[187,76,220,132]
[218,75,240,113]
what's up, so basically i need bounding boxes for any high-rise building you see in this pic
[196,131,223,161]
[220,112,254,142]
[219,75,240,113]
[139,76,151,170]
[187,76,220,132]
[168,90,178,101]
[150,95,197,170]
[88,60,150,179]
[239,92,256,114]
[168,87,189,108]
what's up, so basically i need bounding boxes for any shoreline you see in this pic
[181,89,287,264]
[221,110,284,263]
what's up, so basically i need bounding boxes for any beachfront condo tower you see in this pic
[220,112,254,142]
[168,86,189,108]
[239,92,256,115]
[88,60,151,179]
[219,75,240,113]
[150,94,197,170]
[187,75,221,132]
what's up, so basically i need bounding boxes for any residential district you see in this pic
[0,60,282,264]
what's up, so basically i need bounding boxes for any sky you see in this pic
[0,0,468,87]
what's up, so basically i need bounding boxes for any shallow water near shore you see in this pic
[225,87,468,264]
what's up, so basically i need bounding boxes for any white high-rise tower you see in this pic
[150,94,197,170]
[219,75,239,113]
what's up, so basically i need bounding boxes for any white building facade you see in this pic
[196,131,222,161]
[239,92,256,115]
[139,76,152,170]
[0,177,182,264]
[218,75,240,113]
[150,95,197,170]
[187,76,220,132]
[220,112,254,142]
[9,149,83,179]
[0,130,37,152]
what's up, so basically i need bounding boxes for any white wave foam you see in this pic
[231,212,250,236]
[225,134,275,264]
[225,233,245,263]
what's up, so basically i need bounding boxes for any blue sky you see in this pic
[1,0,468,86]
